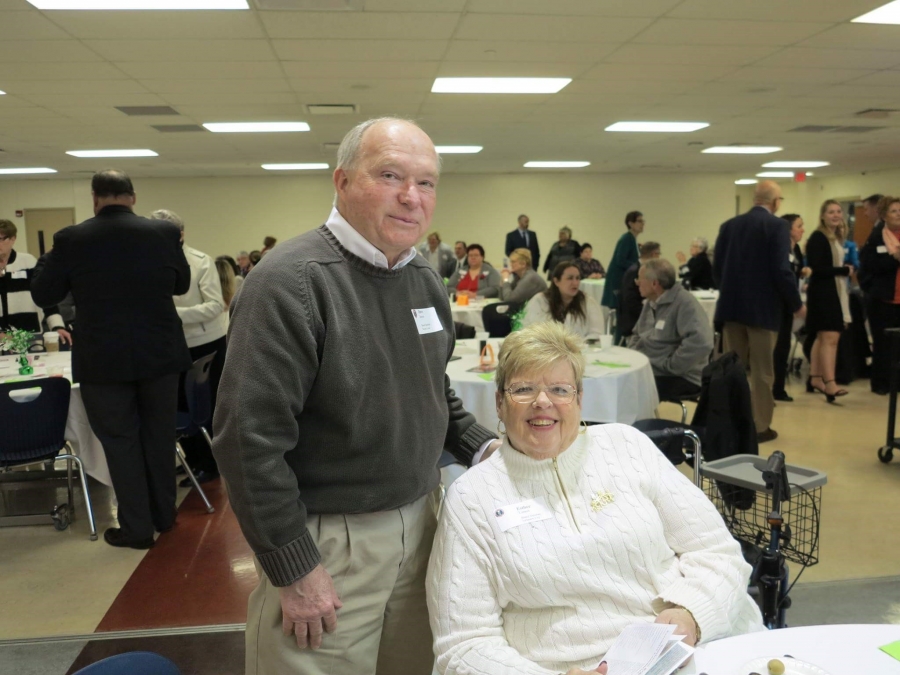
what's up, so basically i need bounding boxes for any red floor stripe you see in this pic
[95,479,258,632]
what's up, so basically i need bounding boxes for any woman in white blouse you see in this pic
[523,261,604,340]
[427,322,763,675]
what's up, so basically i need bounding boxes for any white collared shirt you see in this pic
[324,207,417,270]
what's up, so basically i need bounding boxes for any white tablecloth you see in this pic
[0,352,112,486]
[687,624,900,674]
[447,341,659,430]
[579,278,606,306]
[690,289,719,328]
[449,300,490,332]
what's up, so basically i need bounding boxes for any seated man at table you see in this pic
[628,258,713,400]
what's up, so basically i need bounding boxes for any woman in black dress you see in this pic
[806,200,852,402]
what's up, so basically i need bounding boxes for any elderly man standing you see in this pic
[629,259,714,399]
[417,230,456,278]
[31,170,191,548]
[213,118,498,675]
[714,181,805,443]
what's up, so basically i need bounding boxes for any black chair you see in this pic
[454,321,475,340]
[0,378,97,539]
[482,301,521,338]
[175,353,217,514]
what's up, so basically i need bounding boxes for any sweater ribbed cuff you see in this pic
[460,423,497,466]
[256,529,321,587]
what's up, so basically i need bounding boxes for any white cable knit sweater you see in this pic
[426,423,764,675]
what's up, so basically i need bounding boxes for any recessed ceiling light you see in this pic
[853,1,900,24]
[703,146,782,154]
[27,0,247,8]
[762,161,830,168]
[261,163,329,171]
[204,122,310,133]
[431,78,571,94]
[734,179,759,185]
[606,121,709,133]
[524,161,590,168]
[756,171,796,178]
[0,167,57,175]
[67,149,158,158]
[435,146,483,154]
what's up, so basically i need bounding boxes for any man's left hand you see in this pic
[56,328,73,345]
[655,608,698,646]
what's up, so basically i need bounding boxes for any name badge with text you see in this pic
[11,270,27,279]
[655,320,666,330]
[411,307,443,335]
[878,245,888,254]
[494,497,554,532]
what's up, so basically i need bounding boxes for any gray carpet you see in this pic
[787,575,900,627]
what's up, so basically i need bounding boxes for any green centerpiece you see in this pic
[0,328,36,375]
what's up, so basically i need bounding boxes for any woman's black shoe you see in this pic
[104,527,155,549]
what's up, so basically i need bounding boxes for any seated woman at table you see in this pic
[427,322,764,675]
[543,226,581,279]
[573,242,605,279]
[499,248,547,304]
[447,243,501,298]
[675,237,715,290]
[523,261,604,340]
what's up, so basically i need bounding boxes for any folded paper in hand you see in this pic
[604,624,694,675]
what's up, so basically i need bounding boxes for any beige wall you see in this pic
[1,172,740,272]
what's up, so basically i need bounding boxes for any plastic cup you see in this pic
[43,332,60,352]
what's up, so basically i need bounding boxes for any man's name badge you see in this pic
[494,497,553,532]
[411,307,443,335]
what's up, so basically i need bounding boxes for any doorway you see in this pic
[24,208,75,257]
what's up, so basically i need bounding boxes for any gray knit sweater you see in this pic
[213,225,494,587]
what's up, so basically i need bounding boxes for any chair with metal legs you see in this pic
[175,353,217,514]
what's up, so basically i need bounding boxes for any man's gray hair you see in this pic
[642,258,677,290]
[335,117,441,173]
[692,237,709,253]
[150,209,184,231]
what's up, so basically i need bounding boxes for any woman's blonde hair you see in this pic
[215,258,236,308]
[496,322,585,394]
[817,199,844,242]
[509,247,532,267]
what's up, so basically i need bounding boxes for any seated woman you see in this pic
[675,237,714,290]
[543,226,581,279]
[499,248,547,304]
[573,242,605,279]
[427,322,764,675]
[523,261,604,340]
[447,243,501,298]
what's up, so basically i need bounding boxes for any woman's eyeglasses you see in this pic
[505,383,577,404]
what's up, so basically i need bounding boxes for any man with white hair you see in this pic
[213,118,498,675]
[629,258,714,399]
[675,236,714,290]
[417,230,456,278]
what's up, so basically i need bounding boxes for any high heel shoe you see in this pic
[809,375,835,402]
[824,380,849,398]
[808,374,821,394]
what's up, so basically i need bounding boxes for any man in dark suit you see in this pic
[505,214,540,270]
[714,180,805,443]
[31,170,191,549]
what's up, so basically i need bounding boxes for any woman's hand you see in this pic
[884,227,900,257]
[655,608,698,646]
[801,266,812,278]
[675,251,687,264]
[565,664,607,675]
[500,269,511,282]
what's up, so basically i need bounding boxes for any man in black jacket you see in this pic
[31,170,191,549]
[505,214,540,270]
[714,181,805,443]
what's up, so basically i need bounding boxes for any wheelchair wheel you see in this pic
[52,503,70,531]
[878,446,894,464]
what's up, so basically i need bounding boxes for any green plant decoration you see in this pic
[0,328,35,375]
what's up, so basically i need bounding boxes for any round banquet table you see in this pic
[449,299,490,332]
[446,340,659,430]
[0,351,112,486]
[686,624,900,674]
[579,278,606,307]
[690,289,719,328]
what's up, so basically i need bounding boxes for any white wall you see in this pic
[1,172,742,271]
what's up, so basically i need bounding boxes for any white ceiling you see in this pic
[0,0,899,179]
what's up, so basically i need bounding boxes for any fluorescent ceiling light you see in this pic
[853,1,900,24]
[524,161,590,168]
[734,179,758,185]
[262,163,329,171]
[0,167,57,175]
[606,121,709,133]
[431,78,571,94]
[27,0,247,8]
[762,161,829,168]
[204,122,310,133]
[0,90,6,96]
[703,146,782,154]
[67,149,158,158]
[756,171,795,178]
[435,146,483,154]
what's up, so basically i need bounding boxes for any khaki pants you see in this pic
[246,491,440,675]
[723,322,778,433]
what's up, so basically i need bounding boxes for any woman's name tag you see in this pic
[878,245,888,254]
[494,497,553,532]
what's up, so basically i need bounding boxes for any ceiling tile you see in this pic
[0,79,149,95]
[260,11,459,39]
[755,47,900,70]
[19,92,171,108]
[42,11,267,39]
[0,11,71,39]
[0,62,128,81]
[273,39,447,62]
[605,44,780,66]
[727,66,878,85]
[361,0,466,9]
[467,0,682,17]
[634,19,830,47]
[0,40,104,62]
[141,79,292,94]
[289,78,430,94]
[85,40,275,63]
[116,62,285,80]
[669,0,884,23]
[444,40,619,63]
[580,63,739,81]
[455,14,652,42]
[160,92,299,107]
[281,61,439,79]
[853,70,900,87]
[796,23,900,51]
[436,61,586,78]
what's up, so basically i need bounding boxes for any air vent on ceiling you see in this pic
[253,0,363,9]
[116,106,179,117]
[789,124,885,134]
[832,125,885,133]
[788,125,839,133]
[855,108,900,119]
[306,104,358,115]
[152,124,206,133]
